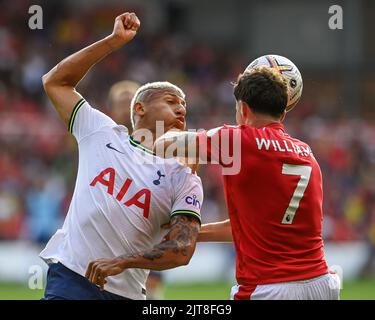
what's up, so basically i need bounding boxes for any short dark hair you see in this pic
[233,66,288,118]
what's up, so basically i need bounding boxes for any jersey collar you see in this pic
[128,136,156,155]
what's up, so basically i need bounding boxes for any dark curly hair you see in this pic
[233,66,288,118]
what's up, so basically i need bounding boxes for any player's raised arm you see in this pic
[85,215,200,290]
[42,12,140,127]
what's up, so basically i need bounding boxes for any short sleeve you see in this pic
[170,170,203,224]
[197,125,239,167]
[68,98,116,142]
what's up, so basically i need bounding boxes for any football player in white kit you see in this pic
[40,12,203,300]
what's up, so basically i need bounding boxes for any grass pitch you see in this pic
[0,278,374,300]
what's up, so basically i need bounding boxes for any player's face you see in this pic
[144,90,187,133]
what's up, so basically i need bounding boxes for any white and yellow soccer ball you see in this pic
[244,54,303,112]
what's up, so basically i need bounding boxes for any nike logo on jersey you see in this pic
[153,170,165,185]
[106,143,125,154]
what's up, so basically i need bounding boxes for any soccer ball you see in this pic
[244,54,303,112]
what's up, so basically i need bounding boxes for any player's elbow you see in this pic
[42,71,59,93]
[175,243,196,266]
[180,253,193,266]
[42,65,71,90]
[42,72,52,89]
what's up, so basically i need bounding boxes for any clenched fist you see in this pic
[108,12,140,49]
[85,258,125,290]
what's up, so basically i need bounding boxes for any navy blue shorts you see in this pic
[43,262,130,300]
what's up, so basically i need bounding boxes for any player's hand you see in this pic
[109,12,140,48]
[85,258,124,290]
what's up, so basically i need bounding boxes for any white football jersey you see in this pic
[40,98,203,300]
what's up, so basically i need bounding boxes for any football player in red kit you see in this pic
[156,65,340,300]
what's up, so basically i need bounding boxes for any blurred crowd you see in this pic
[1,2,375,274]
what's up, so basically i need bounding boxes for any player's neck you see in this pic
[247,116,281,128]
[131,129,156,150]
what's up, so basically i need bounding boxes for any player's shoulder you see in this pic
[282,131,316,159]
[204,125,243,140]
[73,99,124,138]
[91,119,131,139]
[142,146,201,183]
[168,162,202,187]
[168,160,200,177]
[285,132,312,149]
[111,124,130,136]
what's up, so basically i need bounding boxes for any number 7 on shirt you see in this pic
[281,164,312,225]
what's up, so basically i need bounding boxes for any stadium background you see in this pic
[1,0,375,299]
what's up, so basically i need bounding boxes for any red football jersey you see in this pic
[197,123,328,299]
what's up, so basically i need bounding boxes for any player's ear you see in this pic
[240,101,251,119]
[133,102,146,117]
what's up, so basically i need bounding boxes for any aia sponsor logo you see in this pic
[90,167,151,218]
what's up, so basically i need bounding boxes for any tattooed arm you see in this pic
[42,12,140,126]
[85,215,200,289]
